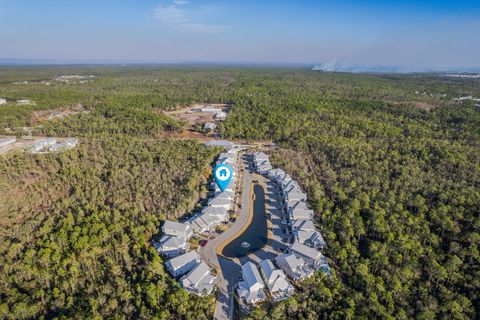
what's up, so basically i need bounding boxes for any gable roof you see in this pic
[163,220,191,235]
[291,242,322,261]
[182,261,210,287]
[242,261,264,290]
[167,251,200,271]
[157,235,186,249]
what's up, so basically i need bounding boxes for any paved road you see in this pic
[199,151,291,319]
[199,152,254,320]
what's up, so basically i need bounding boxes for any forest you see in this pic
[0,138,217,319]
[0,66,479,319]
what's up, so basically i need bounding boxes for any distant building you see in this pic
[201,108,223,113]
[0,98,6,105]
[0,136,16,148]
[204,122,217,131]
[259,260,294,301]
[236,261,266,304]
[275,253,314,281]
[205,140,234,149]
[31,138,57,153]
[165,251,201,277]
[180,261,217,296]
[17,99,35,105]
[214,111,228,121]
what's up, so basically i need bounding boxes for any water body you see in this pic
[222,184,268,258]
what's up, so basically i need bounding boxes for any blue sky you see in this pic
[0,0,479,70]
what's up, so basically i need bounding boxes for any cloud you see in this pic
[154,1,229,33]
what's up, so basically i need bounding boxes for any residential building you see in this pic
[0,98,6,105]
[237,261,266,304]
[283,185,307,202]
[291,242,326,269]
[214,190,234,201]
[17,99,35,105]
[267,168,286,180]
[214,111,228,121]
[207,197,232,210]
[153,235,189,257]
[275,253,314,281]
[204,122,217,131]
[165,251,201,277]
[201,108,223,113]
[288,208,314,220]
[202,206,229,222]
[188,212,219,234]
[180,261,217,296]
[293,220,326,249]
[285,199,309,211]
[162,220,193,239]
[259,260,294,301]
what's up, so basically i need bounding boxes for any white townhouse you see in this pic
[187,213,218,234]
[285,199,309,212]
[213,178,236,193]
[165,251,201,277]
[283,185,307,202]
[207,197,232,210]
[291,242,327,269]
[202,206,229,222]
[180,261,217,296]
[259,260,294,301]
[153,235,189,257]
[288,207,314,220]
[237,261,266,304]
[162,220,193,239]
[214,190,234,201]
[267,168,286,180]
[275,253,314,281]
[293,219,326,249]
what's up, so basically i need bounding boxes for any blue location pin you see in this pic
[214,164,234,192]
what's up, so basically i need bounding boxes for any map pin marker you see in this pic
[214,163,233,192]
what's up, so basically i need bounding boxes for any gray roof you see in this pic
[208,197,232,208]
[293,219,315,230]
[166,251,200,271]
[241,261,264,290]
[162,220,191,236]
[287,199,309,210]
[181,261,211,286]
[157,235,186,249]
[276,253,305,271]
[202,206,229,218]
[290,207,314,220]
[291,242,322,261]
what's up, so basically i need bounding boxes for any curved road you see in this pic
[198,152,254,320]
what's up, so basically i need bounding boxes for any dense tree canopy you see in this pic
[0,138,217,319]
[0,66,479,319]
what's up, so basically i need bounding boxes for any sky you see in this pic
[0,0,479,70]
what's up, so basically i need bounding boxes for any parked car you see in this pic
[200,239,208,247]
